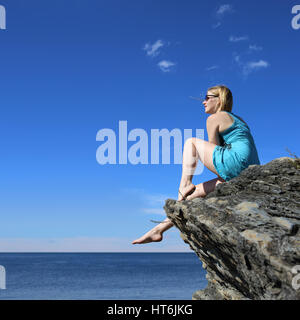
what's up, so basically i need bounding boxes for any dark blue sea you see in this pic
[0,253,207,300]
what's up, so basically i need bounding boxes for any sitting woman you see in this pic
[132,84,260,245]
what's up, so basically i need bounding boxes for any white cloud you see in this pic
[246,60,269,69]
[216,4,234,16]
[249,44,263,51]
[229,35,249,42]
[233,53,270,77]
[143,40,164,57]
[242,59,270,76]
[212,22,221,29]
[157,60,176,72]
[233,53,241,63]
[206,65,219,71]
[212,4,234,29]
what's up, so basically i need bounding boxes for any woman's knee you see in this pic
[184,137,203,146]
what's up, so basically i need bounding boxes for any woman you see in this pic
[132,85,260,245]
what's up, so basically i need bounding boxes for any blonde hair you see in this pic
[207,85,233,112]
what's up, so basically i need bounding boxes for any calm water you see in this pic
[0,253,207,300]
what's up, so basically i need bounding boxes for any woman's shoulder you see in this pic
[208,111,249,132]
[207,111,247,123]
[218,111,248,127]
[207,111,230,122]
[207,111,234,130]
[218,112,235,132]
[230,112,248,127]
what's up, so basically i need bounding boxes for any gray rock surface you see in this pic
[164,157,300,300]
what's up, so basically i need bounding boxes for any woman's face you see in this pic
[203,91,221,114]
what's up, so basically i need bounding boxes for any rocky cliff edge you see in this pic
[164,157,300,300]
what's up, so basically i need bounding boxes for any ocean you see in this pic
[0,253,207,300]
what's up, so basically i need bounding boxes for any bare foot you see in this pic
[178,183,196,201]
[132,228,163,244]
[186,185,204,200]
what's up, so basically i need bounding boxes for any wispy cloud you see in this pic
[234,53,241,64]
[212,22,221,29]
[158,60,176,72]
[249,44,263,51]
[143,40,177,73]
[233,52,270,77]
[229,35,249,42]
[213,4,234,29]
[246,60,269,70]
[206,65,219,71]
[143,40,164,57]
[216,4,234,16]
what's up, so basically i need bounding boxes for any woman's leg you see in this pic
[177,137,219,200]
[132,218,173,244]
[132,177,225,244]
[132,138,222,245]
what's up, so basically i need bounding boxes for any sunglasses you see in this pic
[205,94,219,101]
[189,94,219,101]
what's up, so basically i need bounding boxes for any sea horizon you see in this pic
[0,252,207,300]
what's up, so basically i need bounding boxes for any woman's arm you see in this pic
[206,114,221,146]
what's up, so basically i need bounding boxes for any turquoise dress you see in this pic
[212,111,260,181]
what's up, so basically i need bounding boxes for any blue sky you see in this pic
[0,0,299,252]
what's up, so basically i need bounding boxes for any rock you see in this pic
[164,157,300,300]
